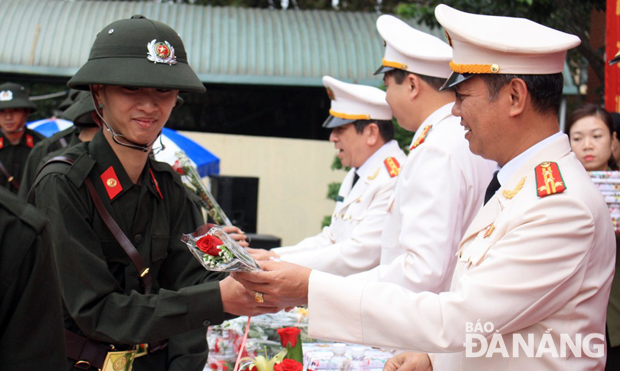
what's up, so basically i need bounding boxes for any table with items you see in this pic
[204,309,396,371]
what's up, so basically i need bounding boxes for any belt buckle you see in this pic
[101,349,137,371]
[135,343,148,358]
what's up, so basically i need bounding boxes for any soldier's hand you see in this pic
[232,260,310,309]
[219,276,282,316]
[383,353,432,371]
[222,225,249,248]
[246,247,280,261]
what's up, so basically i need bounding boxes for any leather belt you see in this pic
[65,329,111,370]
[65,330,169,370]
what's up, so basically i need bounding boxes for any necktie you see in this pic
[484,171,500,205]
[352,172,360,188]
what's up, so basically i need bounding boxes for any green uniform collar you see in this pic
[88,130,164,202]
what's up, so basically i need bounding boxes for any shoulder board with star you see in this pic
[410,125,432,150]
[535,161,566,197]
[383,157,401,178]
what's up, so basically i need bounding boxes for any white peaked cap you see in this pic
[435,4,581,78]
[322,75,392,128]
[375,14,452,78]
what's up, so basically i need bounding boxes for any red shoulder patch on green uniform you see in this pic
[25,134,34,148]
[410,125,432,150]
[384,157,401,178]
[101,166,123,200]
[535,161,566,197]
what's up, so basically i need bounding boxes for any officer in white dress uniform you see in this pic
[349,15,496,294]
[233,5,615,371]
[248,76,406,276]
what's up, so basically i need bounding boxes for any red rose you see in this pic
[274,359,302,371]
[172,160,185,175]
[277,327,301,348]
[196,235,224,256]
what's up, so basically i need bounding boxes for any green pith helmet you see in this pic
[68,15,205,93]
[0,82,37,112]
[60,91,97,127]
[57,89,82,111]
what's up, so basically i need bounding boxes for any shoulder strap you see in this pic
[40,155,152,294]
[0,158,20,191]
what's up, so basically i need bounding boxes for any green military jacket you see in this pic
[18,126,81,199]
[31,130,228,371]
[0,186,66,370]
[0,128,45,194]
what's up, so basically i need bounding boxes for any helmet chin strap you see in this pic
[90,88,162,153]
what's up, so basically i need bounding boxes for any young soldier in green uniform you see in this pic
[30,16,278,371]
[18,90,99,199]
[0,82,44,194]
[0,186,66,370]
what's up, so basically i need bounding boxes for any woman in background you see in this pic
[566,103,619,371]
[565,103,617,171]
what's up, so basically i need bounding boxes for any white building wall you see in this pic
[185,131,345,246]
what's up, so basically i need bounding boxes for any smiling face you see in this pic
[451,76,509,164]
[569,115,614,171]
[92,85,179,145]
[0,108,28,135]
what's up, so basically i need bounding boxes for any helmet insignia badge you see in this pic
[0,90,13,101]
[147,39,177,66]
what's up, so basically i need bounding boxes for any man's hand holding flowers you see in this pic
[232,260,311,309]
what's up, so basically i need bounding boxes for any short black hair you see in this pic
[352,120,394,142]
[480,73,564,114]
[384,69,446,91]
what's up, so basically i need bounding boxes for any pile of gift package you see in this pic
[204,310,395,371]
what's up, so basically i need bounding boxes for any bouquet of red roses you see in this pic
[182,223,261,272]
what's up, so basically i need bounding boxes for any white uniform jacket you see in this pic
[350,103,496,294]
[307,134,615,370]
[273,140,406,276]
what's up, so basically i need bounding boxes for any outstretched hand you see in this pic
[232,260,311,309]
[219,276,282,316]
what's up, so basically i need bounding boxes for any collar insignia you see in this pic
[502,176,526,199]
[367,167,380,180]
[384,157,401,178]
[147,39,177,66]
[535,161,566,197]
[26,134,34,148]
[101,166,123,200]
[0,90,13,101]
[410,125,432,150]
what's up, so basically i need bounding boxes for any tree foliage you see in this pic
[395,0,606,96]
